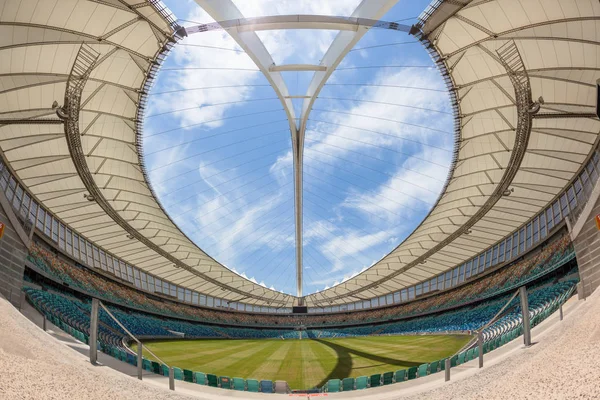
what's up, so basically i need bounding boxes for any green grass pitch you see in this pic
[133,334,471,389]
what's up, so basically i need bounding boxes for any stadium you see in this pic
[1,0,600,398]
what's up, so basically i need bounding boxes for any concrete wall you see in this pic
[0,189,29,306]
[571,184,600,297]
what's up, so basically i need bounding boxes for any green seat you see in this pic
[342,377,355,391]
[247,379,259,392]
[194,372,206,385]
[440,358,447,371]
[382,372,394,385]
[370,374,381,388]
[218,376,231,389]
[457,352,466,365]
[326,379,341,392]
[151,361,160,374]
[161,365,169,377]
[207,374,218,387]
[183,369,194,383]
[355,376,368,390]
[142,359,152,371]
[429,360,439,374]
[483,342,490,354]
[173,367,183,381]
[395,369,407,382]
[407,366,418,380]
[232,377,245,391]
[466,349,474,361]
[417,363,428,377]
[473,347,479,358]
[450,355,458,367]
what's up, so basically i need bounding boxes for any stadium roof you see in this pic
[0,0,598,308]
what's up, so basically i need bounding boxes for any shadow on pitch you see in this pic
[313,339,424,388]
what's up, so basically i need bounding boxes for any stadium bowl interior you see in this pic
[0,0,600,398]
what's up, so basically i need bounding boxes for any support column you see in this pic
[560,303,564,321]
[444,358,450,382]
[137,342,143,380]
[42,314,47,331]
[90,298,99,364]
[169,367,175,390]
[477,332,484,368]
[519,286,531,347]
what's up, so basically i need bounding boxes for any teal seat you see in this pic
[395,369,407,382]
[450,355,458,367]
[151,361,160,374]
[356,376,368,390]
[142,359,152,371]
[382,372,394,385]
[194,372,206,385]
[407,366,417,380]
[232,377,245,391]
[473,347,479,358]
[219,376,232,389]
[370,374,381,388]
[342,377,355,391]
[260,380,274,393]
[457,352,466,365]
[326,379,341,392]
[440,358,447,371]
[207,374,218,387]
[417,363,428,377]
[466,349,474,361]
[247,379,259,392]
[183,369,194,383]
[429,360,439,374]
[173,367,183,381]
[161,365,169,377]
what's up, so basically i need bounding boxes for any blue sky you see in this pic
[143,0,454,295]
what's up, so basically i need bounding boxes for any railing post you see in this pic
[444,358,450,382]
[478,331,484,368]
[559,303,564,321]
[137,342,143,380]
[519,286,532,347]
[42,314,47,331]
[169,367,175,390]
[90,298,99,364]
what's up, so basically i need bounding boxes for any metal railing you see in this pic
[89,298,175,390]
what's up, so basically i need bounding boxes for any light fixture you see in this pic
[83,193,95,201]
[502,188,514,196]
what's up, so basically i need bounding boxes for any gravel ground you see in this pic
[1,289,599,400]
[0,295,200,400]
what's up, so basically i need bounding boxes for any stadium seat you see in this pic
[161,365,169,377]
[370,374,381,388]
[260,380,274,393]
[407,366,417,380]
[151,361,160,374]
[232,378,245,391]
[417,363,428,377]
[383,371,394,385]
[440,358,447,371]
[342,377,355,391]
[395,369,406,382]
[183,369,194,382]
[247,379,260,392]
[142,359,152,371]
[450,355,458,367]
[173,367,183,381]
[466,348,474,361]
[194,372,206,385]
[326,379,341,392]
[429,360,439,373]
[457,351,466,365]
[356,376,368,390]
[218,376,231,389]
[207,374,218,387]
